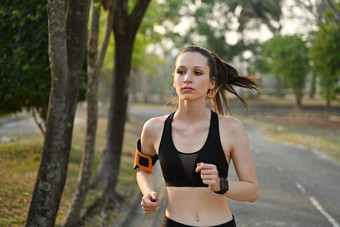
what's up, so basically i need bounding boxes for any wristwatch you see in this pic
[214,178,229,194]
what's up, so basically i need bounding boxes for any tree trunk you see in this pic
[275,75,283,98]
[91,0,151,199]
[62,1,114,226]
[130,68,139,103]
[309,72,317,99]
[294,89,303,108]
[141,68,150,103]
[325,0,340,23]
[26,0,90,226]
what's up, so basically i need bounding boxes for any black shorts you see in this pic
[161,215,236,227]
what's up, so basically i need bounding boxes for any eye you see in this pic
[195,71,203,75]
[177,69,185,75]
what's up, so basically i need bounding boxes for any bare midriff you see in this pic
[166,187,233,226]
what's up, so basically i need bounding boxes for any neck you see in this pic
[176,99,210,123]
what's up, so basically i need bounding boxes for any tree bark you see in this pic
[91,0,151,199]
[25,0,90,226]
[62,1,114,226]
[141,68,150,103]
[294,89,303,108]
[275,75,283,98]
[325,0,340,23]
[309,72,317,99]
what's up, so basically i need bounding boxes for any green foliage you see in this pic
[0,1,50,117]
[262,35,310,104]
[132,0,164,73]
[0,1,87,120]
[309,8,340,102]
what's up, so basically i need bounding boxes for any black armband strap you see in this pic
[133,139,158,173]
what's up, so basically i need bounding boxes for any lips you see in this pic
[181,86,195,92]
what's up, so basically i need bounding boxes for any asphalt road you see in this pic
[1,106,339,227]
[229,125,340,227]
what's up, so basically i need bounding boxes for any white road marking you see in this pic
[295,182,306,194]
[295,182,339,227]
[309,197,339,227]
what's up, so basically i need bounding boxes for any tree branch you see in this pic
[96,0,115,70]
[129,0,151,35]
[325,0,340,23]
[32,108,45,136]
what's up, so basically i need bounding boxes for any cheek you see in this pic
[173,75,182,86]
[209,80,215,89]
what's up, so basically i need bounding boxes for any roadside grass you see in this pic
[0,116,143,226]
[238,115,340,163]
[0,136,43,226]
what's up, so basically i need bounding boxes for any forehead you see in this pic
[175,52,208,68]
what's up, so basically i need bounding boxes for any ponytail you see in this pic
[178,45,258,115]
[211,52,258,115]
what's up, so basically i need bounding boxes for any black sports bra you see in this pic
[158,111,229,187]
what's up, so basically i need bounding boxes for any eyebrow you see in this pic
[177,65,205,69]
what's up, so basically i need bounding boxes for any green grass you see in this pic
[0,117,141,226]
[238,115,340,162]
[0,137,43,226]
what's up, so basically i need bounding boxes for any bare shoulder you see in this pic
[140,114,170,155]
[218,114,246,134]
[142,114,169,136]
[218,114,250,155]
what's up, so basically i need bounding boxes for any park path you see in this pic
[1,106,339,227]
[120,106,340,227]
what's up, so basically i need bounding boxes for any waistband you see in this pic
[161,215,236,227]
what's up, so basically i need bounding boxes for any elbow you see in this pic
[249,185,259,202]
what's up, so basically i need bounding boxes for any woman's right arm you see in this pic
[136,118,161,214]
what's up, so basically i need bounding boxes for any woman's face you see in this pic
[173,52,215,101]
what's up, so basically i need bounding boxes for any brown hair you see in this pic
[175,45,258,115]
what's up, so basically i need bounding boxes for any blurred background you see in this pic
[0,0,339,226]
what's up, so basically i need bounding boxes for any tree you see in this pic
[309,11,340,107]
[0,1,50,131]
[263,35,310,106]
[25,0,90,226]
[228,0,282,34]
[174,0,283,96]
[0,1,88,134]
[90,0,151,204]
[62,1,115,226]
[325,0,340,23]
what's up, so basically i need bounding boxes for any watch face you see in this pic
[221,178,229,190]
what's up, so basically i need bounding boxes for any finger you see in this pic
[195,162,203,173]
[141,204,155,213]
[196,163,216,172]
[150,192,159,202]
[201,175,219,181]
[200,169,218,175]
[142,207,155,214]
[141,197,160,208]
[202,179,217,185]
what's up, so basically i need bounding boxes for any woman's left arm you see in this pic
[223,118,259,202]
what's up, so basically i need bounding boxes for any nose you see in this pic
[183,71,193,84]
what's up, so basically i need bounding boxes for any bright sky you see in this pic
[155,0,319,45]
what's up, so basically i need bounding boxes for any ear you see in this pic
[209,77,216,90]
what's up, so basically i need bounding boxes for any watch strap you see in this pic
[214,178,229,194]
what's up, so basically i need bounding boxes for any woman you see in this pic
[134,45,259,227]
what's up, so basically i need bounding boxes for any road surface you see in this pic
[127,106,340,227]
[1,106,339,227]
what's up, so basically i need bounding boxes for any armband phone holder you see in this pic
[133,139,158,173]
